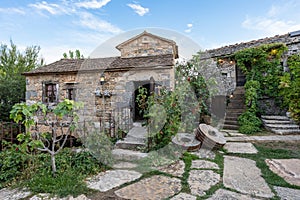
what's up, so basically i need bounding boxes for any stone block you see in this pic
[223,156,274,198]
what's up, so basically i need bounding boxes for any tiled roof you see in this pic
[24,54,174,75]
[201,32,300,59]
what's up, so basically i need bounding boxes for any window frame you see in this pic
[42,82,59,104]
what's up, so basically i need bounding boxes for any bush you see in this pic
[0,143,29,188]
[238,111,262,134]
[0,144,105,197]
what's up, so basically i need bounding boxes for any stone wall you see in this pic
[200,31,300,95]
[26,65,174,132]
[119,35,176,58]
[26,73,77,103]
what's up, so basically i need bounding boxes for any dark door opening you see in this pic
[134,83,151,121]
[236,66,246,86]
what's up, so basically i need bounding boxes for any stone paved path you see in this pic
[1,134,300,200]
[114,175,182,200]
[223,142,258,154]
[86,170,142,192]
[226,134,300,142]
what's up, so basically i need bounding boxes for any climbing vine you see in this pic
[234,43,288,134]
[279,53,300,123]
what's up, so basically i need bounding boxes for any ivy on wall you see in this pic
[233,43,288,134]
[279,53,300,123]
[234,43,287,98]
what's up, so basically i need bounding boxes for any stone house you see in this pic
[24,31,178,134]
[23,30,300,134]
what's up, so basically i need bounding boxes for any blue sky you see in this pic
[1,0,300,63]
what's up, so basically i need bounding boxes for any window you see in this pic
[43,82,58,103]
[67,88,75,100]
[65,82,78,101]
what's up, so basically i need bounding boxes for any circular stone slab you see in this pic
[195,124,226,149]
[172,133,201,151]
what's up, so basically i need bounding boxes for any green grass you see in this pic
[24,169,93,198]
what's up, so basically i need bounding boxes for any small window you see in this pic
[67,88,75,100]
[43,83,58,103]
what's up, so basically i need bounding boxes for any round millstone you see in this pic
[195,124,226,149]
[172,132,201,151]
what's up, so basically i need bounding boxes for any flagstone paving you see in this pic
[274,186,300,200]
[188,170,220,196]
[223,156,274,198]
[114,175,182,200]
[266,158,300,186]
[170,193,197,200]
[190,148,216,159]
[2,134,300,200]
[86,170,142,192]
[191,160,219,169]
[155,160,185,177]
[113,161,138,169]
[223,142,258,154]
[206,189,260,200]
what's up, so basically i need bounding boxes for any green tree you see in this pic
[10,99,83,176]
[0,41,43,121]
[63,49,84,59]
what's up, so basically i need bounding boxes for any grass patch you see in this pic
[1,147,107,197]
[24,169,92,198]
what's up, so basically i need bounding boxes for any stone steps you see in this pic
[223,124,239,130]
[261,115,300,135]
[115,125,147,150]
[224,120,238,126]
[115,139,146,150]
[112,149,148,161]
[223,87,246,132]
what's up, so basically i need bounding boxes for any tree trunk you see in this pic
[51,153,56,177]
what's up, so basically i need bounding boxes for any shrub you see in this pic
[238,111,262,134]
[0,142,30,188]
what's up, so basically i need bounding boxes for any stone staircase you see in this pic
[223,87,246,130]
[261,115,300,135]
[112,122,148,161]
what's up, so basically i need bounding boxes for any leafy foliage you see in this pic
[234,43,287,134]
[0,144,104,197]
[63,49,84,59]
[10,99,83,176]
[279,53,300,122]
[234,43,287,98]
[137,55,210,151]
[0,41,43,121]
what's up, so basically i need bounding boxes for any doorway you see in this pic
[236,66,246,86]
[134,82,151,121]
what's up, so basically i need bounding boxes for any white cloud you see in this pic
[242,1,300,36]
[242,16,300,35]
[127,3,149,16]
[77,12,122,34]
[29,1,69,15]
[75,0,111,9]
[184,23,193,33]
[0,7,26,15]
